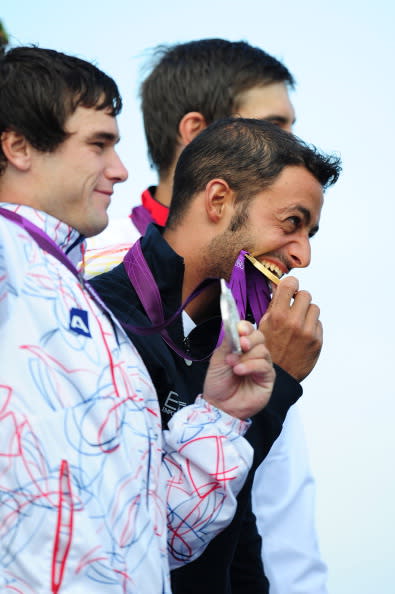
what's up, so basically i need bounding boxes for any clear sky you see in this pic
[2,1,395,592]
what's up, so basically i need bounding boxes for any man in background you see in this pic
[86,39,330,593]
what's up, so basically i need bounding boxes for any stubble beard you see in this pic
[202,225,252,282]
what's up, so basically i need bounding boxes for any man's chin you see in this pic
[80,214,109,238]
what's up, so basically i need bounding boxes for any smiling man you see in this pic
[30,106,127,237]
[182,165,321,285]
[91,117,341,594]
[0,48,278,593]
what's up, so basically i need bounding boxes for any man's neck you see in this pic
[154,169,175,208]
[184,283,220,325]
[163,227,220,325]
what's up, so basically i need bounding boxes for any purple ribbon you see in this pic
[0,207,273,362]
[130,205,154,235]
[0,207,120,324]
[123,240,215,360]
[229,250,272,322]
[217,250,272,347]
[122,241,272,360]
[0,207,84,280]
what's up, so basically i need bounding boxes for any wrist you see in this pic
[198,395,252,431]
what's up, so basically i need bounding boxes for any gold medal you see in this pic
[245,254,280,286]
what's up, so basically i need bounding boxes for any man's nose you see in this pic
[287,236,311,269]
[106,151,128,183]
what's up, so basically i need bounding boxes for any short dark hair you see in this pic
[140,38,295,175]
[0,46,122,175]
[167,118,341,228]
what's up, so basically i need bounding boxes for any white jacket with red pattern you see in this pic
[0,203,252,594]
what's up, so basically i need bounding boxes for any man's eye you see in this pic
[286,216,301,227]
[92,142,105,149]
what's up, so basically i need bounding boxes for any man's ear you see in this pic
[1,130,32,172]
[178,112,207,147]
[205,179,235,224]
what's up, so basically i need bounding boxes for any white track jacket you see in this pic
[0,204,252,594]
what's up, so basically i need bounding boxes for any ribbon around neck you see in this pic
[0,207,273,362]
[130,204,154,236]
[122,240,272,361]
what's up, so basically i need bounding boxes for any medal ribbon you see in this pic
[123,241,272,360]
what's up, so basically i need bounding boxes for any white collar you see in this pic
[0,203,85,266]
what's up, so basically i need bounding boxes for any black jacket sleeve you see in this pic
[247,364,303,471]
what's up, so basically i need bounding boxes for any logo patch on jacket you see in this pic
[69,308,91,337]
[162,391,187,416]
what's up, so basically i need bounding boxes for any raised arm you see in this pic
[161,322,275,567]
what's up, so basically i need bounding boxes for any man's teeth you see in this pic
[260,260,283,279]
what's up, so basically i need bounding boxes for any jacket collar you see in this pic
[140,223,185,317]
[139,224,220,355]
[141,186,169,227]
[0,203,85,266]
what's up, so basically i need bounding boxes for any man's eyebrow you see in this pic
[86,131,120,144]
[295,205,311,223]
[295,205,320,236]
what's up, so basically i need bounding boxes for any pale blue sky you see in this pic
[2,2,395,592]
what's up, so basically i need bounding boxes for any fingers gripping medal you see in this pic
[220,279,242,354]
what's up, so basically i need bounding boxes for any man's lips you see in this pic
[95,189,113,197]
